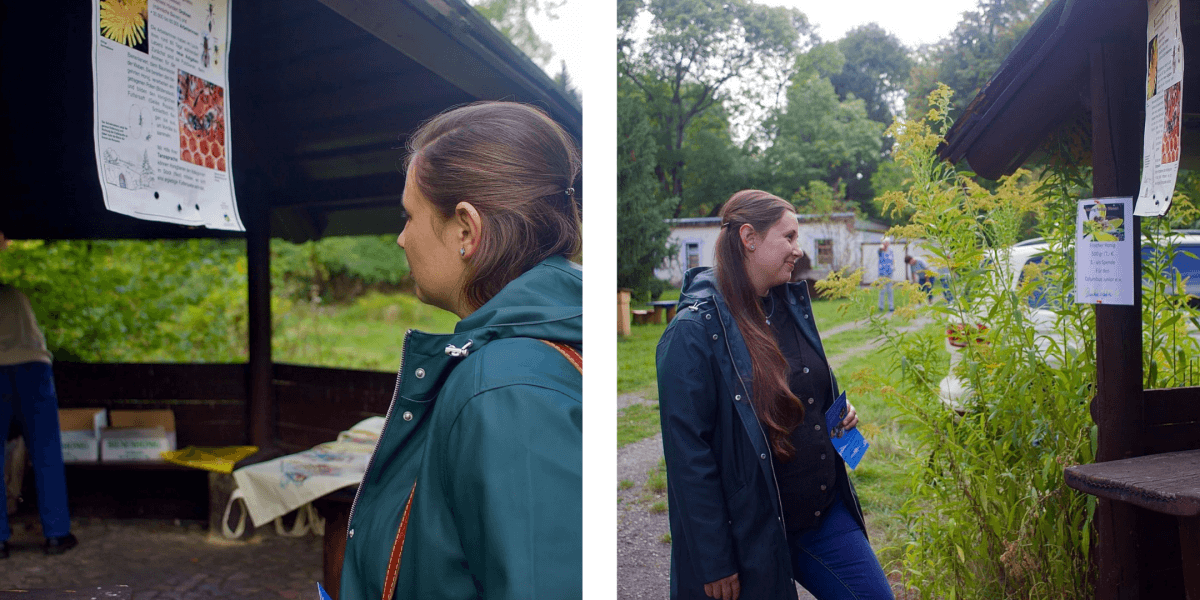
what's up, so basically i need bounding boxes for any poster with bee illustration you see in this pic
[92,0,243,231]
[1135,0,1183,217]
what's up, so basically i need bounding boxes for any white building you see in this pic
[656,212,915,286]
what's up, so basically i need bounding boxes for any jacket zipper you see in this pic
[346,328,413,541]
[712,301,789,534]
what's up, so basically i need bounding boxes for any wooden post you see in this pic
[1090,39,1147,599]
[617,289,632,337]
[246,196,274,449]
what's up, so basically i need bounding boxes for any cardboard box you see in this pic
[58,408,107,462]
[101,409,176,461]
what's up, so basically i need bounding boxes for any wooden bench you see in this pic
[649,300,677,323]
[49,362,393,524]
[631,309,654,325]
[1064,449,1200,597]
[1063,385,1200,597]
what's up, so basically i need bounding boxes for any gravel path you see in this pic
[617,315,931,599]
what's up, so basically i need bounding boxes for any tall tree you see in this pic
[826,24,912,214]
[470,0,564,67]
[830,23,912,126]
[619,0,813,217]
[617,86,675,291]
[906,0,1047,121]
[760,44,884,206]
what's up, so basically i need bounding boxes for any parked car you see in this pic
[937,233,1200,411]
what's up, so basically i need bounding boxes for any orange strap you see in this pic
[381,480,418,600]
[541,340,582,374]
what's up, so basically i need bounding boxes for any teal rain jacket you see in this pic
[340,256,582,600]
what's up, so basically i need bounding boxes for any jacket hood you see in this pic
[393,255,581,402]
[453,254,582,346]
[677,266,719,310]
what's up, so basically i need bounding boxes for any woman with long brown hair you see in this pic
[657,190,892,599]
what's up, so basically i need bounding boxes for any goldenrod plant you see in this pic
[818,84,1197,598]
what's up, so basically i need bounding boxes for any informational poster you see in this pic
[1076,197,1135,305]
[1135,0,1183,217]
[92,0,243,231]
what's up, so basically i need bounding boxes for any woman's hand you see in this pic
[704,573,741,600]
[840,402,858,433]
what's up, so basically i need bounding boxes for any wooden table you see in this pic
[1064,449,1200,597]
[649,300,677,324]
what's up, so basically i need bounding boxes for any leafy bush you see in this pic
[819,85,1200,598]
[0,239,249,362]
[271,235,410,302]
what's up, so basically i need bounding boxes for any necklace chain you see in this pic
[764,294,775,325]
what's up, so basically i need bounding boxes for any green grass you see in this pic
[645,457,668,494]
[274,292,459,371]
[618,403,661,448]
[811,298,866,331]
[617,323,667,394]
[821,325,882,358]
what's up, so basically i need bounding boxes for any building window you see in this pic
[816,239,833,266]
[686,242,701,269]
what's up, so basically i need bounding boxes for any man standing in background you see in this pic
[0,232,77,558]
[877,238,894,313]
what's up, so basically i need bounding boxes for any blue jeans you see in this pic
[1,362,71,541]
[876,280,893,311]
[788,494,893,599]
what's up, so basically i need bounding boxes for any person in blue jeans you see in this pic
[657,191,893,599]
[877,238,894,312]
[905,255,934,302]
[0,259,77,558]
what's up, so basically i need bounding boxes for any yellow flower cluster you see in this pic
[100,0,148,48]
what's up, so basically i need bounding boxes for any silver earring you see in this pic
[749,244,755,251]
[460,248,466,257]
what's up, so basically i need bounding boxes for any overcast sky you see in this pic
[775,0,983,48]
[525,0,985,99]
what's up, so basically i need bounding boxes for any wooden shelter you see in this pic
[940,0,1200,596]
[1,0,580,518]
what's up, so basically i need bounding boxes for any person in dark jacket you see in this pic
[339,102,582,600]
[657,190,892,600]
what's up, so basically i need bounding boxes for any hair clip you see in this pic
[564,187,575,198]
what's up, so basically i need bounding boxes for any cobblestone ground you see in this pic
[1,514,324,600]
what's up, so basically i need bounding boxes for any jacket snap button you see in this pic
[821,453,826,460]
[735,394,741,401]
[804,313,810,319]
[348,528,355,539]
[814,510,821,517]
[705,314,712,320]
[808,398,814,404]
[403,411,414,421]
[760,453,767,460]
[815,425,821,431]
[803,367,809,374]
[712,334,718,340]
[415,368,426,379]
[821,485,827,491]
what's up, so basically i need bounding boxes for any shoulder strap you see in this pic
[381,480,418,600]
[540,340,582,374]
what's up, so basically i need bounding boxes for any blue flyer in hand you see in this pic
[825,391,869,469]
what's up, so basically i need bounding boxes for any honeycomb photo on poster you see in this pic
[99,0,149,54]
[1162,81,1182,164]
[177,70,227,172]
